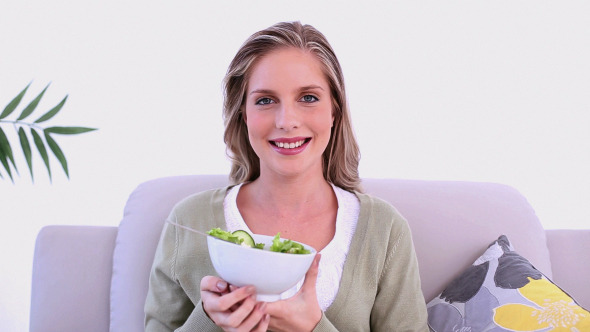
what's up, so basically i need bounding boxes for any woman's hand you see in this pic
[200,276,270,332]
[263,254,323,332]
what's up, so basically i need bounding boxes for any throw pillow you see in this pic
[427,235,590,332]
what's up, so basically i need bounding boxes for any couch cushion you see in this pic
[546,229,590,310]
[361,178,552,302]
[426,235,590,331]
[30,226,117,332]
[109,175,228,332]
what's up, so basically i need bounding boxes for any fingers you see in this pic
[201,276,270,331]
[201,275,230,294]
[210,285,257,312]
[252,311,270,332]
[302,253,321,290]
[217,293,257,327]
[213,294,269,331]
[263,254,323,331]
[230,301,269,331]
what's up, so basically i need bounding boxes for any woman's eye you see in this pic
[255,97,274,105]
[300,95,319,103]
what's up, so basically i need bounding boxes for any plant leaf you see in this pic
[19,127,34,181]
[44,132,68,178]
[34,95,68,123]
[31,129,51,181]
[0,127,18,172]
[44,126,97,135]
[17,83,50,121]
[0,142,14,182]
[0,82,31,119]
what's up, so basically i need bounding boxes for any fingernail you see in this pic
[216,280,227,290]
[246,285,256,293]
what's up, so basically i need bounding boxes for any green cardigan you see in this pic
[145,186,428,331]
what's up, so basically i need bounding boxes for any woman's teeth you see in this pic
[273,140,305,149]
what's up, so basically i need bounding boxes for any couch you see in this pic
[29,175,590,331]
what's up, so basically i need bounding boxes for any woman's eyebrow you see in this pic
[299,85,324,92]
[249,89,275,96]
[249,85,325,96]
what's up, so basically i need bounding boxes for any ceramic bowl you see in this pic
[207,233,317,302]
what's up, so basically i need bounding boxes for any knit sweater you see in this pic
[144,186,428,331]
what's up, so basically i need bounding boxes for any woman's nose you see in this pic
[275,103,300,130]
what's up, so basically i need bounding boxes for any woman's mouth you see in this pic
[269,138,311,154]
[271,138,308,149]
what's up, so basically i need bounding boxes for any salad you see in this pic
[207,228,310,254]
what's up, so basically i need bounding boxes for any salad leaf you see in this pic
[207,228,243,245]
[270,233,311,254]
[208,228,264,249]
[207,228,310,254]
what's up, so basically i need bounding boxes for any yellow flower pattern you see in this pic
[493,277,590,331]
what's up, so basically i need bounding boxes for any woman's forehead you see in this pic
[247,48,329,93]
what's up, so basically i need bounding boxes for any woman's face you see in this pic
[244,47,334,179]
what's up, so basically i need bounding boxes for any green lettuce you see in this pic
[207,228,242,245]
[270,233,311,254]
[207,228,310,254]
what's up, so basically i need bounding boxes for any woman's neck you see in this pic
[240,171,335,223]
[251,173,330,206]
[237,172,338,247]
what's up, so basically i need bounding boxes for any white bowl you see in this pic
[207,233,317,302]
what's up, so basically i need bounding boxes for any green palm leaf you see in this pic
[0,144,14,182]
[34,95,68,123]
[1,83,31,119]
[1,82,97,181]
[31,129,51,181]
[19,127,34,180]
[0,127,18,172]
[44,132,68,178]
[45,126,97,135]
[17,83,50,121]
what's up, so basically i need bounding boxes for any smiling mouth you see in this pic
[270,138,311,149]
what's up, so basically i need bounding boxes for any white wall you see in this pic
[1,0,588,330]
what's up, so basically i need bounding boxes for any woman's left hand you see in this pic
[263,253,323,332]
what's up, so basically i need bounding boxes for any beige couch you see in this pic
[29,175,590,331]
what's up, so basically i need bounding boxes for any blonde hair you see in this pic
[223,21,361,192]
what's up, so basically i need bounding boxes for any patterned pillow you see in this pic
[427,235,590,331]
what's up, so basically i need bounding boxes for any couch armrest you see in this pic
[30,225,117,332]
[546,229,590,310]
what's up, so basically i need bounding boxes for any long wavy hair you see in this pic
[223,21,361,192]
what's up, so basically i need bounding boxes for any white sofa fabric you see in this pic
[29,175,590,331]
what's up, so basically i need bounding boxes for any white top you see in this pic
[223,183,360,310]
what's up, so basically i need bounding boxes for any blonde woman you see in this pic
[145,21,428,332]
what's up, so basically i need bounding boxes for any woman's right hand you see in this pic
[200,276,270,332]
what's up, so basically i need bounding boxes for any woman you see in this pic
[145,21,428,331]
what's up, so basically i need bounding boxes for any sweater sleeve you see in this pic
[144,217,221,331]
[175,300,222,332]
[371,217,429,332]
[145,219,192,331]
[313,312,341,332]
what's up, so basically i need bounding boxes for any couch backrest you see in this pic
[110,175,229,332]
[110,175,552,332]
